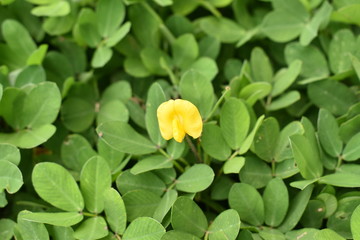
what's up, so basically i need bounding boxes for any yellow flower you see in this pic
[157,99,203,143]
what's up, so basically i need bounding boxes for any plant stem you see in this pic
[82,212,97,217]
[198,0,222,18]
[186,135,202,162]
[140,1,176,44]
[204,86,231,122]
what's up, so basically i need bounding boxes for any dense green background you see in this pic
[0,0,360,239]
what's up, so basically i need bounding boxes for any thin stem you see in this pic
[228,149,240,161]
[158,147,171,158]
[336,155,343,170]
[173,160,185,172]
[186,135,202,162]
[198,0,222,18]
[177,157,190,167]
[271,159,276,176]
[204,86,231,122]
[82,212,97,217]
[140,1,176,44]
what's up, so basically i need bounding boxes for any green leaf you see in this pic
[299,1,333,46]
[239,82,272,106]
[316,193,337,218]
[253,117,280,162]
[201,124,232,161]
[97,121,157,155]
[208,209,241,240]
[96,0,125,37]
[343,132,360,161]
[329,29,357,74]
[290,179,317,190]
[19,212,83,227]
[145,83,167,146]
[228,183,264,226]
[43,14,75,36]
[153,189,177,223]
[101,81,132,104]
[17,211,49,240]
[199,16,245,43]
[308,79,357,116]
[97,100,129,125]
[122,190,161,221]
[61,97,95,132]
[116,170,166,196]
[317,109,342,157]
[0,161,23,193]
[0,219,15,240]
[331,4,360,26]
[80,156,111,213]
[224,157,245,174]
[103,188,127,235]
[104,22,131,47]
[250,47,273,83]
[261,10,305,43]
[74,217,108,240]
[0,143,20,165]
[274,121,304,162]
[263,178,289,227]
[290,134,323,180]
[48,226,75,240]
[171,196,208,238]
[179,70,214,118]
[0,124,56,149]
[340,115,360,143]
[239,155,272,189]
[141,47,169,75]
[176,164,215,193]
[2,19,36,60]
[300,200,325,228]
[172,33,198,69]
[239,115,265,155]
[32,162,84,212]
[61,134,97,172]
[166,139,186,159]
[91,46,113,68]
[162,230,201,240]
[27,44,48,65]
[271,60,302,97]
[131,155,172,175]
[31,2,70,17]
[21,82,61,128]
[278,185,314,232]
[314,229,346,240]
[187,57,218,82]
[351,204,360,240]
[220,98,250,150]
[259,228,286,240]
[123,217,165,240]
[285,42,329,78]
[77,9,101,48]
[15,65,46,87]
[275,159,300,179]
[267,91,301,111]
[318,173,360,187]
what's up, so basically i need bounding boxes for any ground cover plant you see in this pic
[0,0,360,239]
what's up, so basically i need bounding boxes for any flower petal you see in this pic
[172,117,186,142]
[157,100,175,140]
[174,99,203,139]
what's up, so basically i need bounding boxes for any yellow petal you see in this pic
[157,100,175,140]
[174,99,203,139]
[172,117,186,142]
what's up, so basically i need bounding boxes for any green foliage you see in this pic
[0,0,360,239]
